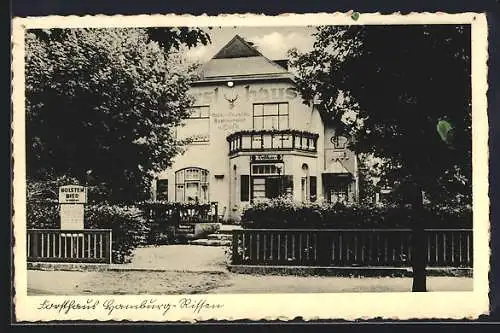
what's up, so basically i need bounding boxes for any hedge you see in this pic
[27,199,60,229]
[85,204,150,263]
[241,197,472,229]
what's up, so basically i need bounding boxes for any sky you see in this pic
[183,26,317,63]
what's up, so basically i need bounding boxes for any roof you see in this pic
[201,57,290,78]
[198,35,291,81]
[212,35,262,59]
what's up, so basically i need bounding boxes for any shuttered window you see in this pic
[240,175,250,202]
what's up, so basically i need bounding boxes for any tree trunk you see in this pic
[412,221,427,292]
[401,179,427,292]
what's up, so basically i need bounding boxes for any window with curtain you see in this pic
[175,168,209,203]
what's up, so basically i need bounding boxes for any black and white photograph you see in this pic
[12,13,490,321]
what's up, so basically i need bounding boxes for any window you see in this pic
[253,103,289,130]
[310,176,317,202]
[250,162,292,201]
[177,106,210,142]
[156,179,168,201]
[251,175,293,200]
[251,163,282,176]
[252,178,267,199]
[175,168,209,203]
[301,177,307,202]
[301,163,309,203]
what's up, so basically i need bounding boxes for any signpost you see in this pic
[59,185,87,230]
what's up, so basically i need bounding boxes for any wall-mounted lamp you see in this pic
[224,81,238,108]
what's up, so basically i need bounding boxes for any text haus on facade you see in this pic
[152,35,359,221]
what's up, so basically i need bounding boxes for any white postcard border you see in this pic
[12,12,490,322]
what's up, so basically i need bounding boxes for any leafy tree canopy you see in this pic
[289,25,471,207]
[26,28,211,203]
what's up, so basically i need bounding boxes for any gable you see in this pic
[201,35,291,79]
[212,35,262,59]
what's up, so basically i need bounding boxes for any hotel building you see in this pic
[153,35,359,221]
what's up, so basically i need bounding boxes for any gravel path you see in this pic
[116,245,228,272]
[28,270,230,295]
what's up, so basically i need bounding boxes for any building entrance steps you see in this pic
[219,224,242,233]
[187,224,239,246]
[188,232,231,246]
[189,238,231,246]
[207,233,232,241]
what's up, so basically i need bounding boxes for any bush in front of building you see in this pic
[26,177,74,229]
[27,200,59,229]
[85,204,150,264]
[138,201,221,244]
[241,196,472,229]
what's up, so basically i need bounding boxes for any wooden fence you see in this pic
[231,229,472,268]
[27,229,112,264]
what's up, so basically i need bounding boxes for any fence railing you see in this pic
[227,130,319,155]
[27,229,112,264]
[141,202,219,224]
[231,229,472,268]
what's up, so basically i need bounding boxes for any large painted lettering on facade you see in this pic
[190,84,299,132]
[191,85,298,105]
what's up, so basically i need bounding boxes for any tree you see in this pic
[290,25,471,291]
[26,28,210,203]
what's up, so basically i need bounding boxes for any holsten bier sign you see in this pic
[58,185,87,230]
[58,185,87,204]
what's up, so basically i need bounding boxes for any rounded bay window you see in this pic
[175,167,209,203]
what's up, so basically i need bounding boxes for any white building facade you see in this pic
[153,36,359,221]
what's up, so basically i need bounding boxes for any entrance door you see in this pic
[265,177,281,199]
[325,181,349,204]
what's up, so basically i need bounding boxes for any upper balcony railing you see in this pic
[227,129,319,155]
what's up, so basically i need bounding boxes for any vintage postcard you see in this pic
[12,12,490,322]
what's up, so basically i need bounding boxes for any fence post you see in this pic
[108,230,113,264]
[232,231,240,265]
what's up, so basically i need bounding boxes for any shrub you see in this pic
[26,177,72,229]
[241,196,472,229]
[26,200,59,229]
[85,204,150,264]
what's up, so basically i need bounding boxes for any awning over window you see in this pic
[322,159,352,177]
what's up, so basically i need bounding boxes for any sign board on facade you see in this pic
[252,154,282,161]
[58,185,87,204]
